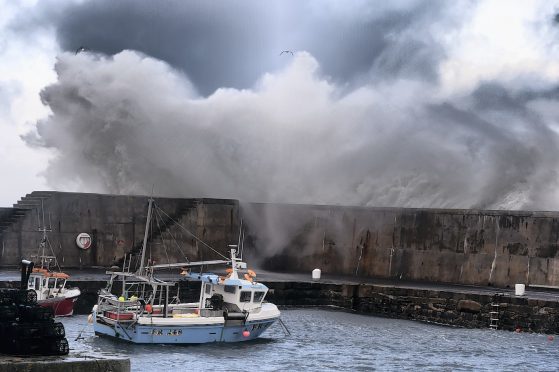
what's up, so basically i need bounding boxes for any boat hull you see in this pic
[94,318,277,343]
[38,296,78,317]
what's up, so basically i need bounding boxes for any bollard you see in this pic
[312,268,321,281]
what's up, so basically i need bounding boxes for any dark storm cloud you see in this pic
[35,0,454,95]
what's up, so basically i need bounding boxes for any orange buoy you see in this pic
[548,335,554,341]
[146,304,153,313]
[242,330,250,337]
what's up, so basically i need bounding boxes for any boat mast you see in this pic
[138,198,154,275]
[229,245,239,280]
[37,199,53,270]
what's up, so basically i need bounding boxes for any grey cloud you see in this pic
[22,0,458,95]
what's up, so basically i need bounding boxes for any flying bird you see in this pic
[280,50,294,56]
[75,46,89,55]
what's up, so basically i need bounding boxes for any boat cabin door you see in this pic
[200,283,213,309]
[28,274,46,299]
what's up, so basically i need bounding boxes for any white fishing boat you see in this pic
[27,254,81,317]
[91,198,280,343]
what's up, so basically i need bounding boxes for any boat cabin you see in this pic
[27,270,70,300]
[196,274,269,313]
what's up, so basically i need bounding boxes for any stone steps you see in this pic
[1,192,56,239]
[113,201,200,267]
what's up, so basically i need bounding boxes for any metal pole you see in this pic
[138,198,154,274]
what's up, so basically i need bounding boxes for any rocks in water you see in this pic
[457,300,481,313]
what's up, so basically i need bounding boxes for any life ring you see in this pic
[247,269,256,278]
[244,273,253,283]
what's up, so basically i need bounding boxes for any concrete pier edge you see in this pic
[0,354,130,372]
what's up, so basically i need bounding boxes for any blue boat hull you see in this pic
[93,319,277,344]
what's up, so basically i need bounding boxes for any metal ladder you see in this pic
[489,293,503,330]
[489,303,499,329]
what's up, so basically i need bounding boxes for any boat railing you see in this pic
[97,293,144,321]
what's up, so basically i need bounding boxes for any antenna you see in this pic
[240,226,246,261]
[237,219,242,251]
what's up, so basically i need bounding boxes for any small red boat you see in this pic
[27,268,81,317]
[26,214,81,317]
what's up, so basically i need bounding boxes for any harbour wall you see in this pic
[0,191,239,268]
[242,203,559,288]
[266,281,559,334]
[2,191,559,288]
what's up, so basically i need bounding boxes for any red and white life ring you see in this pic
[76,233,92,250]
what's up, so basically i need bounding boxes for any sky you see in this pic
[1,0,559,210]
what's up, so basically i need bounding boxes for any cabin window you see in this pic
[253,291,265,303]
[240,291,251,302]
[205,284,211,295]
[224,285,236,294]
[35,278,40,289]
[28,278,34,288]
[48,278,56,288]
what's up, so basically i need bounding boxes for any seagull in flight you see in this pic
[280,50,294,56]
[75,46,89,54]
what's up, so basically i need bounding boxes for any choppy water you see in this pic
[60,308,559,371]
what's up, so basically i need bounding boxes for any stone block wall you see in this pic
[242,203,559,287]
[3,191,559,288]
[0,191,239,268]
[265,282,559,334]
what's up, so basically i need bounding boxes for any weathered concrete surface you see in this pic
[242,203,559,287]
[3,191,559,288]
[0,191,239,268]
[264,281,559,334]
[0,354,130,372]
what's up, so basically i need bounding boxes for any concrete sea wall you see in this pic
[2,191,559,288]
[0,191,239,268]
[266,281,559,334]
[242,203,559,287]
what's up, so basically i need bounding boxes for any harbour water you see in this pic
[61,308,559,371]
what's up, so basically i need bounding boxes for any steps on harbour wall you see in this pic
[113,199,202,269]
[0,191,56,241]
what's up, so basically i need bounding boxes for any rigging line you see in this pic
[46,236,62,272]
[153,206,189,264]
[155,204,228,260]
